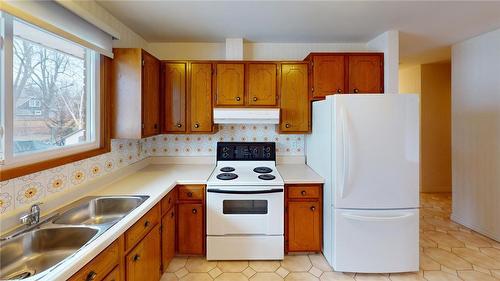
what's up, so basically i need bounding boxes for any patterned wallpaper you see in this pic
[0,125,304,215]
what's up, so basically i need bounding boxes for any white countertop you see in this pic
[20,161,322,280]
[277,164,324,184]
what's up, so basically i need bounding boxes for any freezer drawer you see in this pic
[333,208,419,273]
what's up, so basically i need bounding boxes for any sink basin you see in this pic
[0,227,98,280]
[53,196,149,226]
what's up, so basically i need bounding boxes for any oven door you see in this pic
[206,187,284,236]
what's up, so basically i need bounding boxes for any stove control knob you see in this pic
[266,153,271,158]
[223,152,229,158]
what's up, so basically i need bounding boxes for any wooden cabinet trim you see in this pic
[68,240,119,281]
[125,204,160,252]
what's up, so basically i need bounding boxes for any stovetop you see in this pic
[207,161,284,186]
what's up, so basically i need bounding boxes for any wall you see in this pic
[420,62,452,193]
[451,27,500,241]
[367,30,399,94]
[399,65,421,94]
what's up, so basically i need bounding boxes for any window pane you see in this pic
[223,200,268,214]
[12,19,92,155]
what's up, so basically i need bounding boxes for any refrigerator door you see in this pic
[332,94,419,209]
[333,208,419,273]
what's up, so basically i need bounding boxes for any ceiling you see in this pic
[97,1,500,64]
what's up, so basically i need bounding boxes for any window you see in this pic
[0,12,103,172]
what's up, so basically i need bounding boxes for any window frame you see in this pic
[0,13,110,181]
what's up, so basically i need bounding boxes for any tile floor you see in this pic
[161,193,500,281]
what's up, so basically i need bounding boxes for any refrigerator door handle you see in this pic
[341,212,414,222]
[340,106,350,199]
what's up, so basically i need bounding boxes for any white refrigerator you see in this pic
[306,94,420,273]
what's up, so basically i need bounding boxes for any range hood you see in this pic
[213,108,280,124]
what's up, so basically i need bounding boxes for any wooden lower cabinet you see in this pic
[285,184,323,253]
[68,240,120,281]
[102,266,120,281]
[126,224,162,281]
[177,203,204,255]
[161,207,176,271]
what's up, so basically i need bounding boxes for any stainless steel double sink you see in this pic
[0,195,149,280]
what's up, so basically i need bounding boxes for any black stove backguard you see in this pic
[216,142,276,162]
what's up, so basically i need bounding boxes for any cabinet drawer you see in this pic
[288,185,321,199]
[178,185,204,201]
[161,188,177,215]
[125,204,160,251]
[102,266,120,281]
[68,240,119,281]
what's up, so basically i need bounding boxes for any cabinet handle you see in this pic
[144,220,150,228]
[253,97,258,102]
[176,123,182,128]
[171,211,175,218]
[285,123,291,128]
[86,271,97,281]
[133,254,141,262]
[187,192,193,197]
[310,206,316,211]
[168,197,171,203]
[154,123,158,129]
[236,96,241,101]
[192,208,197,214]
[301,190,306,196]
[194,123,200,128]
[337,89,342,94]
[353,88,359,93]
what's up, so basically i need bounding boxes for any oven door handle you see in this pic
[207,188,284,194]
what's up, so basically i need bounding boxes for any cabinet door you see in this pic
[215,63,244,106]
[126,225,161,281]
[178,203,204,255]
[247,63,277,106]
[280,63,310,133]
[348,55,383,93]
[288,201,321,252]
[163,62,187,132]
[312,55,345,98]
[190,63,214,132]
[141,50,160,137]
[161,207,176,271]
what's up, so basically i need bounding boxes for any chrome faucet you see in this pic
[19,203,42,226]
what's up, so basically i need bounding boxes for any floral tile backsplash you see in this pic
[0,124,304,215]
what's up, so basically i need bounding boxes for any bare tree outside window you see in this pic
[13,21,90,155]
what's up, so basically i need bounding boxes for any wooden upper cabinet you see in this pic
[142,50,160,137]
[280,63,310,133]
[112,48,160,139]
[189,63,214,132]
[246,63,278,106]
[348,54,383,94]
[215,63,245,106]
[311,55,345,98]
[162,62,187,133]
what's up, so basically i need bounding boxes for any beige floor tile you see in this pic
[243,267,257,278]
[309,254,333,272]
[161,273,179,281]
[424,271,462,281]
[186,257,218,272]
[319,272,355,281]
[423,218,460,231]
[167,257,189,272]
[354,273,390,280]
[281,255,312,272]
[452,247,500,269]
[424,231,465,248]
[179,273,213,281]
[388,272,425,281]
[176,268,190,278]
[309,267,323,277]
[214,272,248,281]
[448,231,492,248]
[479,247,500,260]
[217,261,249,272]
[276,267,290,278]
[249,261,281,272]
[208,268,223,279]
[250,272,284,281]
[419,252,442,271]
[285,272,319,281]
[424,247,473,270]
[473,264,493,275]
[420,236,438,248]
[491,270,500,279]
[457,270,497,281]
[440,265,457,275]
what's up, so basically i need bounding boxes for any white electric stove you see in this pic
[206,142,284,260]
